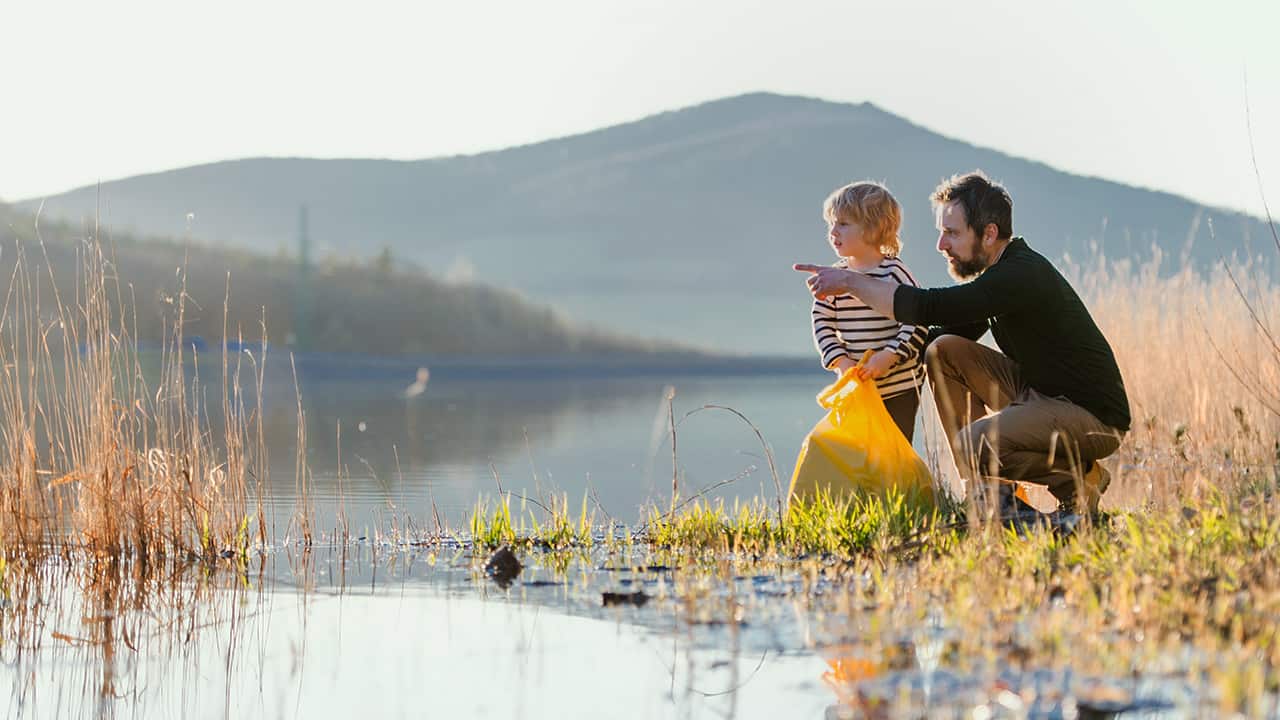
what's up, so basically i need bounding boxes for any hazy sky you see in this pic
[4,0,1278,217]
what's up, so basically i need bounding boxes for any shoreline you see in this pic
[166,347,827,381]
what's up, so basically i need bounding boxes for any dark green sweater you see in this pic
[893,237,1131,431]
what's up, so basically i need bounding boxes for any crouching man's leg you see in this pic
[924,334,1023,513]
[963,388,1125,515]
[924,334,1022,441]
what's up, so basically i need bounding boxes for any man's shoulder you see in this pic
[1008,238,1076,286]
[964,240,1050,300]
[1005,237,1052,265]
[981,238,1077,310]
[988,238,1055,278]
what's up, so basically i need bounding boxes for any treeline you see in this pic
[0,202,686,356]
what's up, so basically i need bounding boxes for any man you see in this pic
[794,171,1129,517]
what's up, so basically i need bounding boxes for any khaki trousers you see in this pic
[924,335,1124,506]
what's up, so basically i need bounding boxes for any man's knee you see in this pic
[1083,429,1124,464]
[955,419,1000,472]
[924,334,972,372]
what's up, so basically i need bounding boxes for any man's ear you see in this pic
[982,223,1000,247]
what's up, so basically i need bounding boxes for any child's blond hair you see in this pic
[822,181,903,257]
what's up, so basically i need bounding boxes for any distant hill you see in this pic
[21,93,1273,354]
[0,203,687,357]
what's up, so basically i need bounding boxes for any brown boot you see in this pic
[1082,460,1111,514]
[1060,461,1111,515]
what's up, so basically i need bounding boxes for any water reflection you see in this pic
[4,543,1267,719]
[252,362,825,531]
[2,554,266,719]
[1,550,828,720]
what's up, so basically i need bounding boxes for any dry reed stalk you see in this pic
[1067,250,1280,509]
[289,352,313,546]
[0,218,307,562]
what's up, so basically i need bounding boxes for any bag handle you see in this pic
[816,349,876,409]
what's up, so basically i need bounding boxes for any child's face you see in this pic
[827,216,874,258]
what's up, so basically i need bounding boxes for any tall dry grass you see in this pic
[1067,246,1280,508]
[0,221,289,562]
[0,221,301,720]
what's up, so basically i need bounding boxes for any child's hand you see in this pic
[831,356,857,375]
[854,349,900,381]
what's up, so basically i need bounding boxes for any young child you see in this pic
[810,181,928,442]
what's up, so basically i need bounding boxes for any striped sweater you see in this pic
[811,257,928,398]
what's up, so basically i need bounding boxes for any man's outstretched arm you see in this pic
[793,264,898,319]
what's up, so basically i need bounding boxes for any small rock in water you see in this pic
[602,590,649,608]
[484,546,522,589]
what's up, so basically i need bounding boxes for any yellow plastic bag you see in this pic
[788,352,934,505]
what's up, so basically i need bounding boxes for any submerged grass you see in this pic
[641,489,954,556]
[808,482,1280,715]
[467,487,952,556]
[469,491,596,550]
[463,472,1280,713]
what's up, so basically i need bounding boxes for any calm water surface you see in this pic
[5,558,830,719]
[260,360,835,533]
[3,544,1209,719]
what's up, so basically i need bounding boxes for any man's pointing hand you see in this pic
[793,263,855,300]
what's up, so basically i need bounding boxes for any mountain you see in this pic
[20,93,1272,355]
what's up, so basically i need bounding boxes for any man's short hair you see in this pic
[823,181,903,257]
[930,171,1013,241]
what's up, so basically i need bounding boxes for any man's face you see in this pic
[935,201,990,280]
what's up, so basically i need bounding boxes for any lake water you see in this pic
[3,540,1208,719]
[260,357,838,535]
[4,551,833,720]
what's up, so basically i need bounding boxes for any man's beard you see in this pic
[946,249,991,281]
